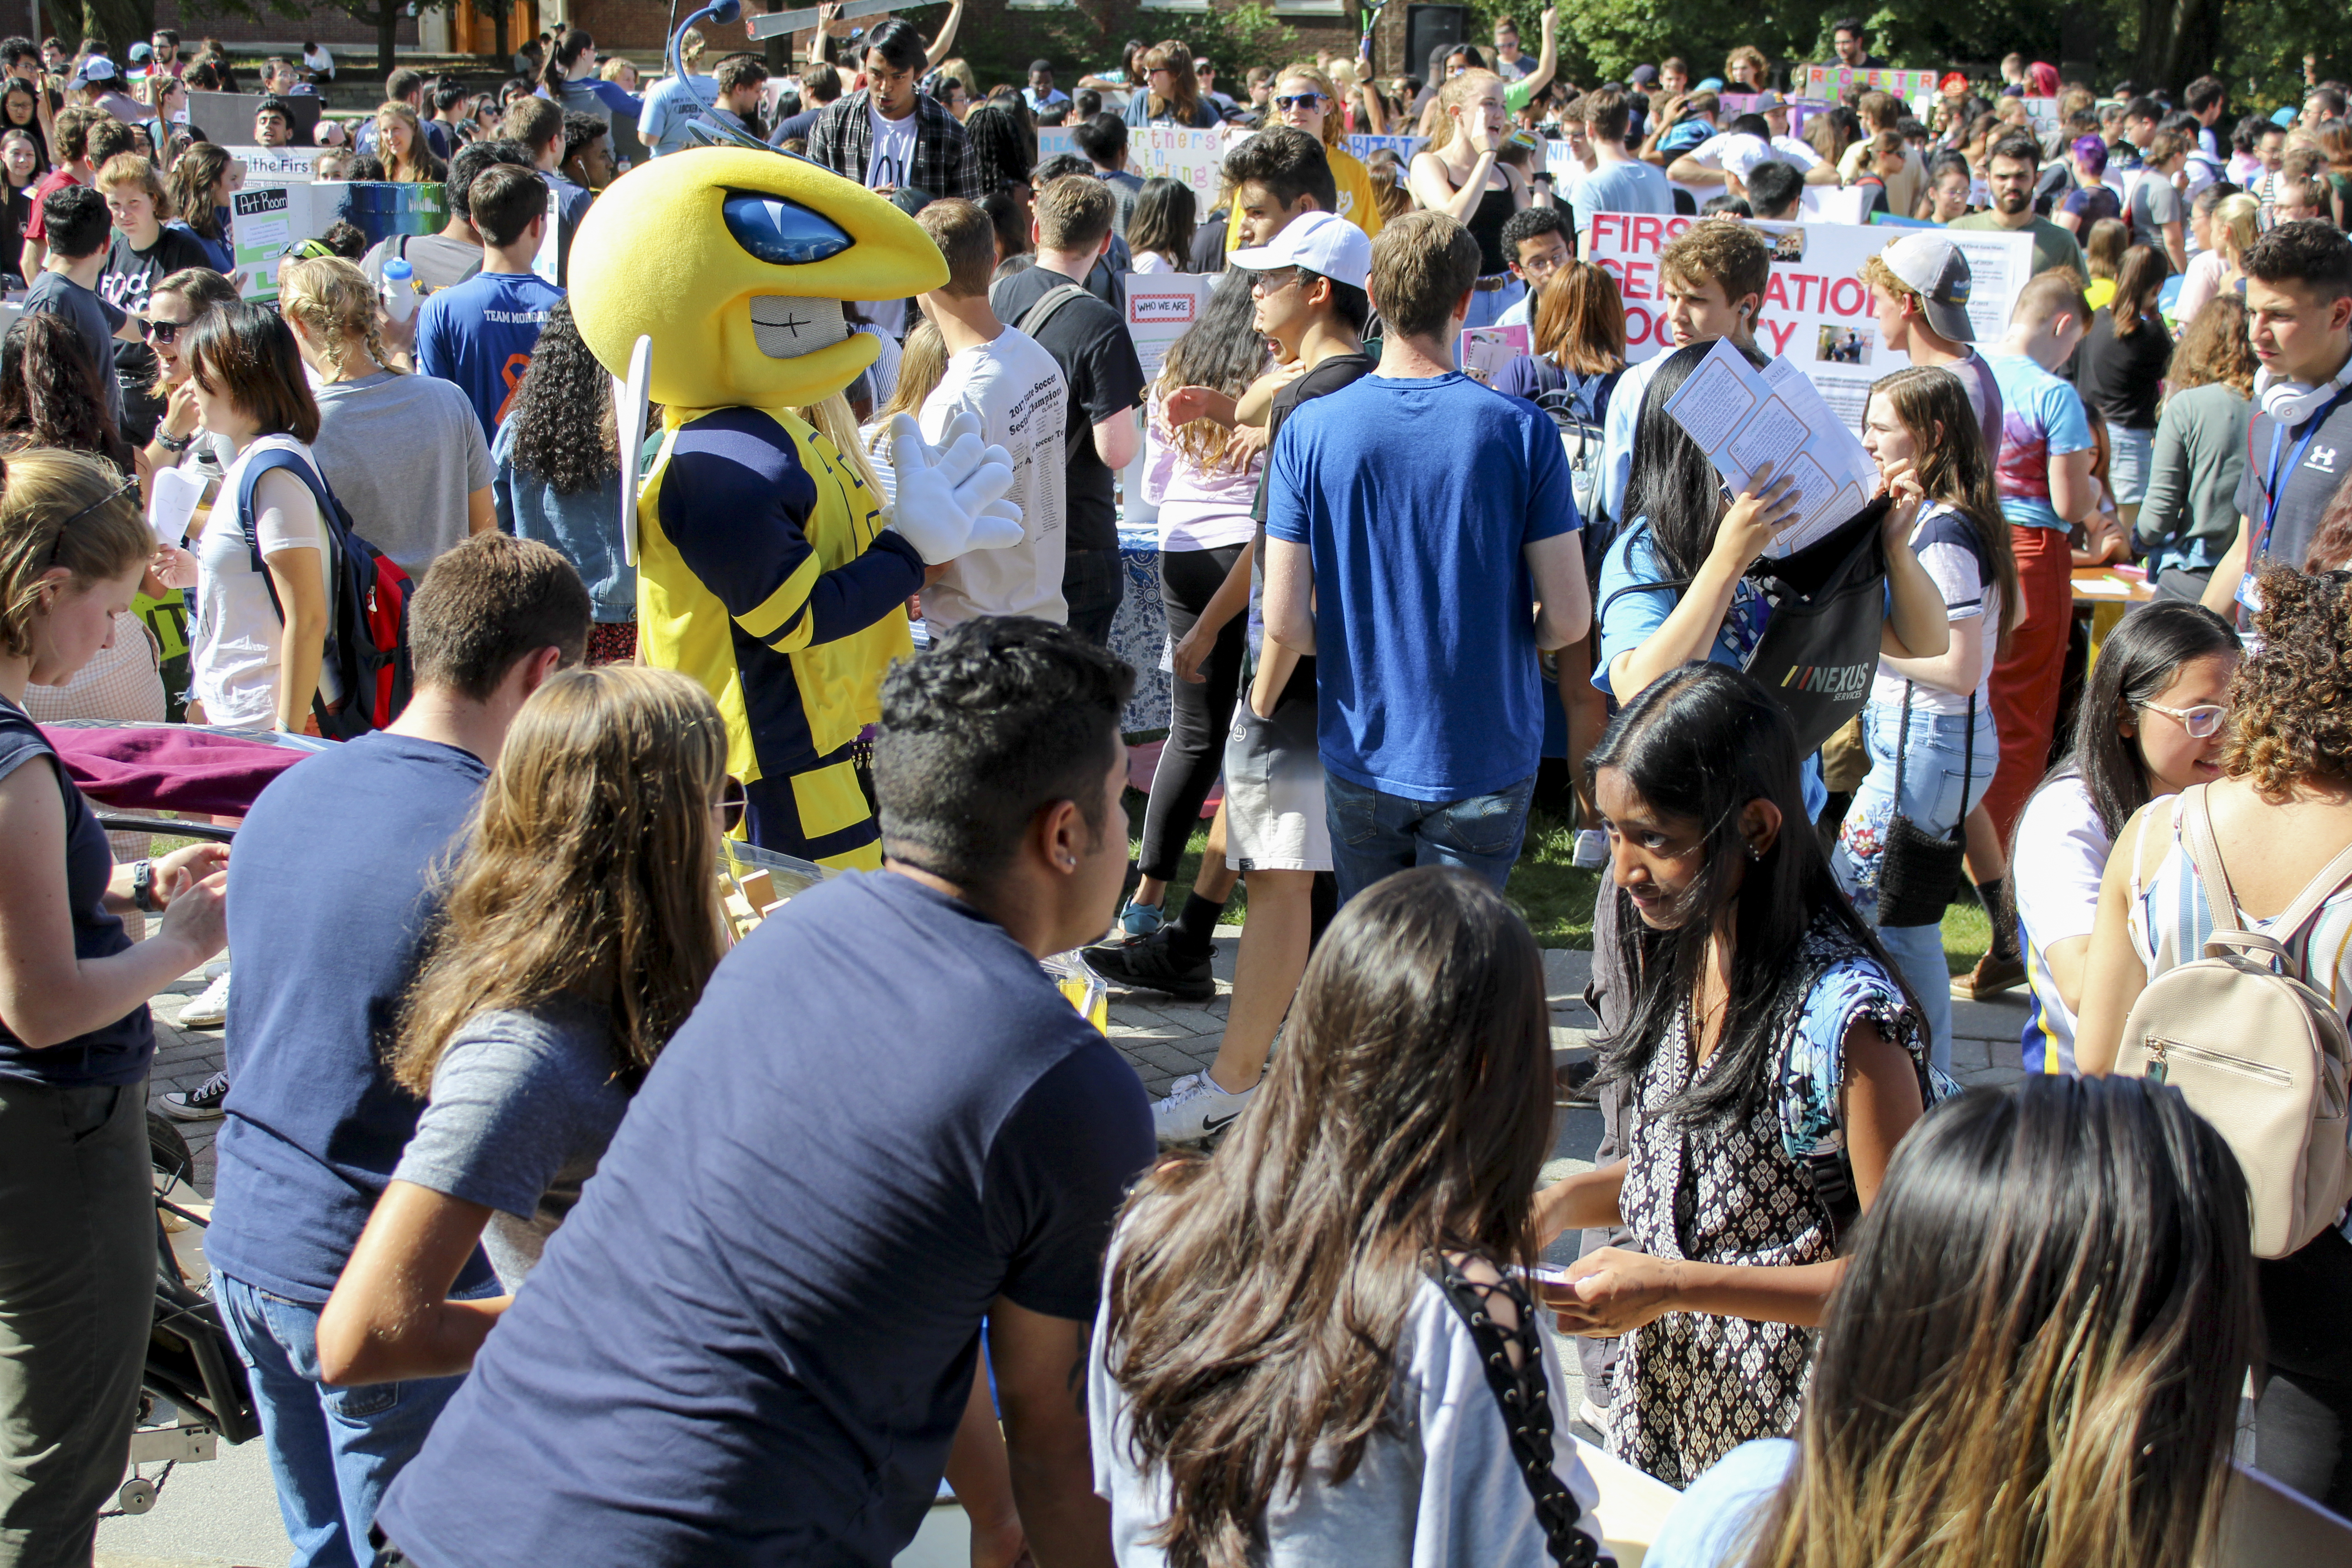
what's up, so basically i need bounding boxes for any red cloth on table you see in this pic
[39,724,315,818]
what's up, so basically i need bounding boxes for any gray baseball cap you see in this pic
[1878,232,1976,343]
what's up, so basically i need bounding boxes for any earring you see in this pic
[1747,841,1764,862]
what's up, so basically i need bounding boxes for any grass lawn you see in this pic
[1131,789,1996,970]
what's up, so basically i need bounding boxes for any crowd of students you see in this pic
[3,14,2352,1568]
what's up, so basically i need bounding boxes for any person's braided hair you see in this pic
[2224,566,2352,794]
[278,255,401,382]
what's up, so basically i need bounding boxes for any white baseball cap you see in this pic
[1229,210,1372,292]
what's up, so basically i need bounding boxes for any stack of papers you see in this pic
[1659,336,1882,558]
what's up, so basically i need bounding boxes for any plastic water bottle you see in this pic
[381,256,417,323]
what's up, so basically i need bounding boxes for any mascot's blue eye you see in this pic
[721,191,853,265]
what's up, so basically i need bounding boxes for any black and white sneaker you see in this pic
[1081,928,1215,1002]
[1152,1072,1256,1144]
[160,1070,230,1122]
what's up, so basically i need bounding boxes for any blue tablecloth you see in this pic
[1114,526,1171,735]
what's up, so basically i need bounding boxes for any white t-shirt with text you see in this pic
[918,326,1069,627]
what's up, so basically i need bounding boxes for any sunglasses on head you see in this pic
[1273,93,1326,111]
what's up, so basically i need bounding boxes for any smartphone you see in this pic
[1520,1263,1576,1289]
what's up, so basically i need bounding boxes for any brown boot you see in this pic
[1950,950,2027,1000]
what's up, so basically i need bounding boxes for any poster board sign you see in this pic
[532,184,561,285]
[1582,214,2033,422]
[1127,126,1229,214]
[230,186,297,301]
[1799,65,1938,102]
[1123,271,1215,382]
[1719,94,1831,137]
[1036,126,1076,162]
[227,145,321,185]
[1340,133,1426,163]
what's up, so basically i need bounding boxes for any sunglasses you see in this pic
[139,316,189,343]
[714,776,748,836]
[46,468,139,568]
[2141,700,2231,740]
[1272,93,1326,111]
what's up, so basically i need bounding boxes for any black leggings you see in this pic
[2256,1225,2352,1515]
[1138,542,1248,882]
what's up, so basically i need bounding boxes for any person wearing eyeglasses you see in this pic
[2000,601,2239,1077]
[316,665,730,1392]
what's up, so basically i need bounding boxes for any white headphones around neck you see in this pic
[2258,358,2352,425]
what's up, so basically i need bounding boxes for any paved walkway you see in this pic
[118,934,2031,1568]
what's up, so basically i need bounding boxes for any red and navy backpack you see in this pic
[234,447,414,738]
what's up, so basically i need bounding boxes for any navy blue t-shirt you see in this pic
[0,696,150,1087]
[1266,371,1579,799]
[207,732,496,1303]
[378,871,1153,1567]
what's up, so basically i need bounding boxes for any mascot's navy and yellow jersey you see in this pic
[639,404,921,861]
[567,145,950,869]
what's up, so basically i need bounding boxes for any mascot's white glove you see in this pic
[882,411,1025,565]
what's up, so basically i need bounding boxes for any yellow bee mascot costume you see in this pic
[569,145,1020,867]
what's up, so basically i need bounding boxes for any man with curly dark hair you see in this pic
[2203,221,2352,620]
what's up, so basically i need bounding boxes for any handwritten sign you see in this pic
[1798,65,1939,102]
[231,187,294,301]
[1582,213,2032,421]
[1340,133,1427,162]
[1123,272,1215,382]
[226,145,321,185]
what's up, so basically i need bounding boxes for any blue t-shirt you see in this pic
[1266,372,1578,799]
[0,696,150,1088]
[207,732,497,1303]
[376,871,1155,1568]
[1594,521,1828,818]
[1571,158,1675,215]
[1643,1438,1796,1568]
[1985,351,2094,531]
[639,71,720,155]
[416,270,565,442]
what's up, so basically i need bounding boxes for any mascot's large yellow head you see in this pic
[569,146,947,410]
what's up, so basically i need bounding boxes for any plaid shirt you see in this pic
[806,89,980,203]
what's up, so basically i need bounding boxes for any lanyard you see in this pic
[2256,388,2352,562]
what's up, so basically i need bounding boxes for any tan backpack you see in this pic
[2112,786,2352,1259]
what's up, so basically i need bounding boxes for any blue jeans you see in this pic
[1831,696,1998,1076]
[216,1272,485,1568]
[1326,771,1537,902]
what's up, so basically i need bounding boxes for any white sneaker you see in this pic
[1152,1071,1256,1145]
[1578,1396,1612,1433]
[1573,829,1609,870]
[175,970,231,1029]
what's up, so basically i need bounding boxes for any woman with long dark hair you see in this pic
[494,298,634,664]
[1127,176,1195,273]
[1830,366,2021,1073]
[0,313,136,475]
[963,99,1036,196]
[540,27,638,130]
[316,666,728,1381]
[2076,245,2172,532]
[2075,568,2352,1517]
[1532,663,1940,1488]
[2004,600,2238,1074]
[1111,274,1268,949]
[1097,867,1606,1565]
[1644,1076,2256,1567]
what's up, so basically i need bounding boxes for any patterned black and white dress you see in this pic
[1609,916,1939,1488]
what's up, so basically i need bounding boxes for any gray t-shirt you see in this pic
[391,998,632,1290]
[2127,172,2182,253]
[360,231,484,298]
[308,369,493,578]
[1090,1261,1607,1566]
